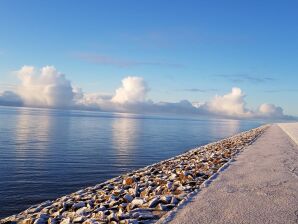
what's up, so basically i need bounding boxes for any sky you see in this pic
[0,0,297,119]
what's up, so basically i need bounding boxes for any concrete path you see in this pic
[278,122,298,145]
[167,124,298,224]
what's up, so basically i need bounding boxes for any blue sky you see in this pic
[0,0,297,116]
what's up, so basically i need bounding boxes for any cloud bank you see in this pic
[0,65,293,120]
[0,91,23,106]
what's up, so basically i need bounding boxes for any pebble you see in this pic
[20,218,33,224]
[75,207,90,216]
[60,218,71,224]
[131,198,144,207]
[123,177,134,186]
[33,218,47,224]
[47,218,58,224]
[160,195,172,204]
[148,197,160,208]
[73,201,85,209]
[123,194,133,203]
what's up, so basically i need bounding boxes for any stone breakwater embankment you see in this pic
[1,125,268,224]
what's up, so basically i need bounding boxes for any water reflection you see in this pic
[14,108,72,156]
[111,116,140,167]
[15,108,51,154]
[209,119,241,139]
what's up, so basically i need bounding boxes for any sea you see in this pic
[0,106,262,218]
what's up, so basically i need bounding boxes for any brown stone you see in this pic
[123,177,134,186]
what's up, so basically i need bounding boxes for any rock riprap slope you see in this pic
[1,126,267,224]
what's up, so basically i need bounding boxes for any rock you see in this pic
[60,218,71,224]
[123,194,134,203]
[47,218,58,224]
[129,185,140,197]
[109,199,120,207]
[40,208,49,214]
[166,182,173,189]
[140,189,149,198]
[119,202,128,208]
[37,214,49,220]
[169,174,177,180]
[73,216,85,223]
[106,184,114,190]
[138,213,155,220]
[156,203,166,211]
[148,197,159,208]
[73,201,85,209]
[112,189,124,196]
[33,218,47,224]
[62,211,76,219]
[131,212,140,219]
[156,179,167,185]
[94,205,106,212]
[76,189,85,195]
[39,200,52,208]
[62,201,73,210]
[171,197,180,205]
[160,195,172,204]
[27,207,43,214]
[117,210,130,220]
[119,219,138,224]
[20,218,34,224]
[82,219,100,224]
[86,200,94,209]
[131,210,155,220]
[50,211,60,218]
[156,203,175,211]
[123,177,134,186]
[91,211,105,220]
[107,212,118,222]
[131,198,144,207]
[75,207,90,216]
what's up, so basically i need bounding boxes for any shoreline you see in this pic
[1,125,268,224]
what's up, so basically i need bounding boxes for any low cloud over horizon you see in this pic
[0,65,294,120]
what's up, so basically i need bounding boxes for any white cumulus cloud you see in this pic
[203,87,252,117]
[112,76,149,104]
[258,103,284,118]
[0,65,293,120]
[16,66,74,108]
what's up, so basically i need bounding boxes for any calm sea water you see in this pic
[0,106,262,218]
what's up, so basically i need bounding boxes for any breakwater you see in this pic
[1,125,268,224]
